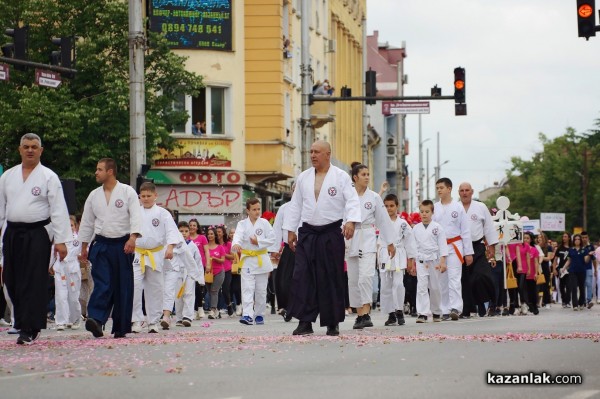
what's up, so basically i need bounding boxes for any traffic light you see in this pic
[454,67,466,116]
[577,0,597,40]
[365,69,377,105]
[50,36,75,70]
[3,26,28,70]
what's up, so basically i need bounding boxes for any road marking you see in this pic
[0,368,84,380]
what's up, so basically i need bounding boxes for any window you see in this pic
[172,92,186,134]
[189,86,229,135]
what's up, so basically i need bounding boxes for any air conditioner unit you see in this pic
[386,155,397,171]
[387,136,397,146]
[326,39,336,53]
[386,146,397,156]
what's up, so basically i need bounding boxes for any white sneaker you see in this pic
[56,324,65,331]
[0,319,10,327]
[131,321,142,333]
[71,319,81,330]
[235,307,242,317]
[175,320,184,327]
[198,309,205,319]
[7,327,20,334]
[207,310,216,319]
[520,304,528,315]
[148,323,159,333]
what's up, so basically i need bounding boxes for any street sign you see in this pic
[0,63,9,81]
[382,101,430,115]
[35,69,61,88]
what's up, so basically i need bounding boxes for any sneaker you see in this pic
[385,312,397,326]
[403,303,411,315]
[208,309,217,320]
[175,320,184,327]
[182,318,192,327]
[148,324,159,333]
[17,331,41,345]
[587,302,594,309]
[579,305,585,311]
[362,314,374,328]
[0,319,10,327]
[441,314,450,321]
[160,318,170,330]
[450,309,459,320]
[197,308,205,319]
[459,313,471,319]
[326,324,339,336]
[85,318,104,338]
[574,307,579,311]
[501,308,509,316]
[396,310,405,326]
[353,315,365,330]
[432,314,441,322]
[239,316,254,325]
[71,319,81,330]
[56,324,65,331]
[520,304,528,315]
[235,307,242,317]
[292,321,313,336]
[416,315,427,323]
[131,321,142,333]
[255,316,264,325]
[7,327,20,334]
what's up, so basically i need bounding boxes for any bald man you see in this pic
[458,182,499,317]
[284,141,361,336]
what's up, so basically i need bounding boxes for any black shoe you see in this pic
[85,318,104,338]
[501,308,509,316]
[450,309,459,321]
[283,311,293,322]
[432,314,441,322]
[16,330,40,345]
[385,312,397,326]
[114,332,127,338]
[362,314,374,328]
[416,315,427,323]
[326,324,339,336]
[353,315,365,330]
[459,313,471,319]
[395,310,405,326]
[292,321,313,336]
[441,314,450,321]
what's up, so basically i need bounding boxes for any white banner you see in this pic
[522,219,540,235]
[540,213,566,232]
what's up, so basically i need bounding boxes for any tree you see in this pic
[0,0,203,208]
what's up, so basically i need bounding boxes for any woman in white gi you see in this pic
[346,163,396,330]
[52,216,83,331]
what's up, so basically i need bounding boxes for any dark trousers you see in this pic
[288,220,346,327]
[525,278,538,313]
[559,272,571,305]
[508,261,528,311]
[230,274,241,306]
[491,260,507,308]
[87,235,134,335]
[403,274,417,312]
[2,219,52,333]
[462,241,496,315]
[194,282,205,310]
[570,271,586,307]
[275,244,296,311]
[540,263,551,306]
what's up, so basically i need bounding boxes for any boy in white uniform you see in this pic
[52,216,83,331]
[232,198,276,325]
[378,194,417,326]
[413,200,448,323]
[131,182,181,333]
[173,221,204,327]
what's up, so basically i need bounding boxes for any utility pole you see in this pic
[418,114,423,202]
[426,148,430,200]
[361,18,368,166]
[395,44,406,209]
[300,0,313,170]
[129,0,146,186]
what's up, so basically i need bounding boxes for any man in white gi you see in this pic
[79,158,142,338]
[131,182,181,333]
[433,177,473,321]
[284,140,361,336]
[0,133,72,345]
[459,182,499,317]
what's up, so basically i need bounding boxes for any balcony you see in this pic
[310,101,335,128]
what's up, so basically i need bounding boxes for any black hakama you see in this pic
[275,243,296,311]
[2,219,52,333]
[287,220,345,326]
[462,240,496,313]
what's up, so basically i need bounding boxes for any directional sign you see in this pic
[382,101,430,115]
[0,64,8,81]
[35,69,62,88]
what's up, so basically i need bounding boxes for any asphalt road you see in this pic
[1,305,599,399]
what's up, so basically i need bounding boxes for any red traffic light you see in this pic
[579,3,594,18]
[577,0,597,40]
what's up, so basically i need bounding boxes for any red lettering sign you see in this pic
[156,186,243,214]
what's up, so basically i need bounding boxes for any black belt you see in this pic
[6,218,51,230]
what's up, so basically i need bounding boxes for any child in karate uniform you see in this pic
[231,198,276,325]
[51,215,83,331]
[413,200,448,323]
[173,221,204,327]
[378,194,417,326]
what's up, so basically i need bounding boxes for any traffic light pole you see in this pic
[0,56,77,76]
[311,95,455,102]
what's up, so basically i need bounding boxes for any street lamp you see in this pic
[418,137,430,202]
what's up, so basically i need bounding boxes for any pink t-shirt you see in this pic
[222,241,233,272]
[192,235,208,267]
[511,243,538,279]
[207,244,227,275]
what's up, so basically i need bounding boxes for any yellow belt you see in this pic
[240,249,268,268]
[135,246,164,273]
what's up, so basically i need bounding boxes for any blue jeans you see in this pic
[586,269,594,303]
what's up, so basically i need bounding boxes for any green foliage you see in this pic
[0,0,203,209]
[501,119,600,238]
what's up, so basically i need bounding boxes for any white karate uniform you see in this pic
[268,202,292,253]
[163,236,204,316]
[378,217,417,314]
[132,205,181,325]
[0,163,72,243]
[433,200,473,314]
[174,241,204,321]
[413,222,448,317]
[232,217,276,319]
[464,200,499,245]
[283,165,361,231]
[78,181,142,242]
[346,189,396,307]
[52,233,82,326]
